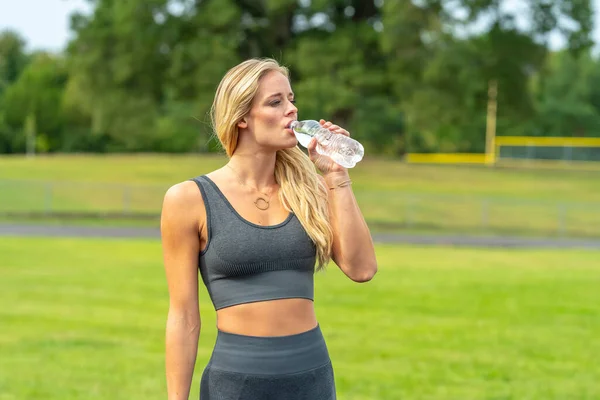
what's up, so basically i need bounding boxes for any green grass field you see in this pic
[1,154,599,237]
[1,237,599,399]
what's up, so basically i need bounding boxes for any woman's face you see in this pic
[238,70,299,150]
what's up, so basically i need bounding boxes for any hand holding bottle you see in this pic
[307,120,351,173]
[291,119,364,171]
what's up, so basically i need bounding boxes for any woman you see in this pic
[160,58,377,400]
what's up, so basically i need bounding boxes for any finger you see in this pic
[329,124,350,137]
[314,155,333,173]
[319,119,326,126]
[307,139,333,172]
[307,138,318,160]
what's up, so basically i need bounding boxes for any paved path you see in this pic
[1,224,598,248]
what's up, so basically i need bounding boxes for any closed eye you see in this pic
[270,99,296,106]
[270,100,281,106]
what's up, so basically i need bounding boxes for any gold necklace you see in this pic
[226,164,274,211]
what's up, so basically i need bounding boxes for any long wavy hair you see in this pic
[210,58,333,269]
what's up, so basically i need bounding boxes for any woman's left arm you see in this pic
[308,119,378,282]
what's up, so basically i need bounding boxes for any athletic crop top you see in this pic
[191,176,317,310]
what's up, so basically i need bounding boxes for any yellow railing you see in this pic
[406,136,600,166]
[495,136,600,147]
[405,153,487,165]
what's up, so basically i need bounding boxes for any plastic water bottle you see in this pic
[290,120,364,168]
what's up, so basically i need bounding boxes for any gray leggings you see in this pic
[200,325,336,400]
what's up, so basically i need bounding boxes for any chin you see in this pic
[271,136,299,151]
[284,138,299,150]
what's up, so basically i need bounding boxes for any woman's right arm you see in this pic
[161,182,204,400]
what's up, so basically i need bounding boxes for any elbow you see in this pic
[349,262,378,283]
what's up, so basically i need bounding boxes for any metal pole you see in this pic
[564,145,572,164]
[123,185,131,215]
[481,199,489,228]
[557,204,566,237]
[45,182,53,215]
[485,79,498,166]
[405,196,414,227]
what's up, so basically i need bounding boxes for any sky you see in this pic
[0,0,92,52]
[0,0,599,52]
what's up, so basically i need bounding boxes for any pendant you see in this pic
[254,197,270,210]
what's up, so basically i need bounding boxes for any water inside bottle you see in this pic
[290,121,315,148]
[293,130,314,148]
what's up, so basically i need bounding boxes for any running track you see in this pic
[1,224,598,249]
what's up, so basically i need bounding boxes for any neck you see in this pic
[227,152,278,190]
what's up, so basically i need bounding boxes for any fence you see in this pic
[0,180,165,219]
[1,179,599,238]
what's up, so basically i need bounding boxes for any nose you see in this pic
[285,99,298,116]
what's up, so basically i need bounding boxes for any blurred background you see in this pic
[1,1,599,399]
[0,0,600,236]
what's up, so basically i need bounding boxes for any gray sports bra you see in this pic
[191,175,317,310]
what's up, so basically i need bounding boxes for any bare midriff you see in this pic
[215,298,318,337]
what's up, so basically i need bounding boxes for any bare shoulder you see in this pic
[163,180,203,206]
[161,179,206,231]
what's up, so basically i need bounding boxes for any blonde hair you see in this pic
[210,58,333,269]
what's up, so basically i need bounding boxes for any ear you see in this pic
[237,118,248,129]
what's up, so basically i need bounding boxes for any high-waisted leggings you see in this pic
[200,324,336,400]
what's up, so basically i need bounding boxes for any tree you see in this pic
[0,30,29,96]
[531,50,600,137]
[2,53,67,152]
[381,0,593,152]
[1,0,596,155]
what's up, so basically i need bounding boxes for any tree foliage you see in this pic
[0,0,596,154]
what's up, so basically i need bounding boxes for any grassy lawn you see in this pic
[1,237,599,399]
[1,154,599,237]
